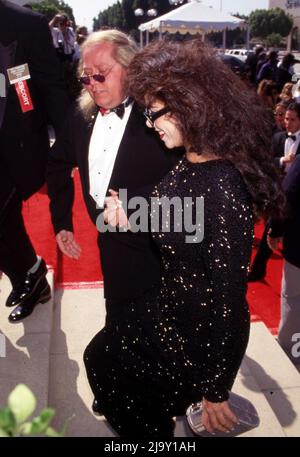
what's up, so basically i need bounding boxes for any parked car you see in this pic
[218,54,247,78]
[225,49,253,63]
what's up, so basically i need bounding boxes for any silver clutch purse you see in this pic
[186,392,260,437]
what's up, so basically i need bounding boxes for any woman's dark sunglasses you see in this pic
[79,74,105,85]
[144,107,170,127]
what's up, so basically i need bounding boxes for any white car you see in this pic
[225,49,253,63]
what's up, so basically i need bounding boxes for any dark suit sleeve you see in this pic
[28,15,69,133]
[282,156,300,207]
[47,109,77,234]
[271,133,284,169]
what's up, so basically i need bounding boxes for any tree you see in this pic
[249,8,293,40]
[93,0,190,33]
[30,0,75,25]
[266,32,283,47]
[93,2,124,31]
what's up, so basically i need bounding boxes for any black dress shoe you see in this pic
[6,258,48,307]
[8,278,51,323]
[5,286,23,307]
[92,398,103,416]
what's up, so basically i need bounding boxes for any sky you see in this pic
[66,0,269,30]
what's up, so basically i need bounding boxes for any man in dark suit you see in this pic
[0,0,69,322]
[46,30,180,414]
[272,102,300,171]
[249,103,300,282]
[268,154,300,365]
[244,45,264,85]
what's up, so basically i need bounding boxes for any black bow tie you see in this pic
[286,133,297,141]
[111,103,126,119]
[100,97,133,119]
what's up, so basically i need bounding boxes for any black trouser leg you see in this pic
[250,224,272,275]
[0,196,37,287]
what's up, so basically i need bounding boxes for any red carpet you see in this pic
[22,174,282,333]
[23,170,102,286]
[247,223,282,335]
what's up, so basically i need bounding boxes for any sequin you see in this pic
[84,157,253,437]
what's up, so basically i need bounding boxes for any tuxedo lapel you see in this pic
[108,103,141,188]
[81,108,98,196]
[275,133,286,157]
[0,40,17,129]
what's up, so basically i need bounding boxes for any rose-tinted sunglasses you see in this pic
[78,74,105,85]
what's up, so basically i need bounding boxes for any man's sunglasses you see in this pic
[144,107,170,127]
[78,74,105,85]
[79,64,115,85]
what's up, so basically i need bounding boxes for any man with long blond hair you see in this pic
[47,29,180,415]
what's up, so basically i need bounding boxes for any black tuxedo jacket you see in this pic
[47,103,182,300]
[270,155,300,268]
[0,0,69,206]
[271,131,300,168]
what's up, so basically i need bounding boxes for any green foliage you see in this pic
[266,32,283,47]
[249,8,293,39]
[93,1,124,32]
[0,384,67,437]
[30,0,75,25]
[231,13,249,21]
[93,0,189,33]
[30,2,60,20]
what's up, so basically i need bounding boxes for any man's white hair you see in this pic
[78,29,138,117]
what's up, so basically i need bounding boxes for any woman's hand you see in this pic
[282,151,296,165]
[103,189,130,230]
[202,398,238,433]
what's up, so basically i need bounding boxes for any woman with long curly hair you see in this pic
[85,39,285,438]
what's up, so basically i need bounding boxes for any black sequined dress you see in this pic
[84,157,253,437]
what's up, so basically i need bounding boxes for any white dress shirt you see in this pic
[88,102,133,209]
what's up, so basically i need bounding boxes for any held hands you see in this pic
[202,398,238,433]
[282,151,296,165]
[56,230,82,259]
[103,189,130,230]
